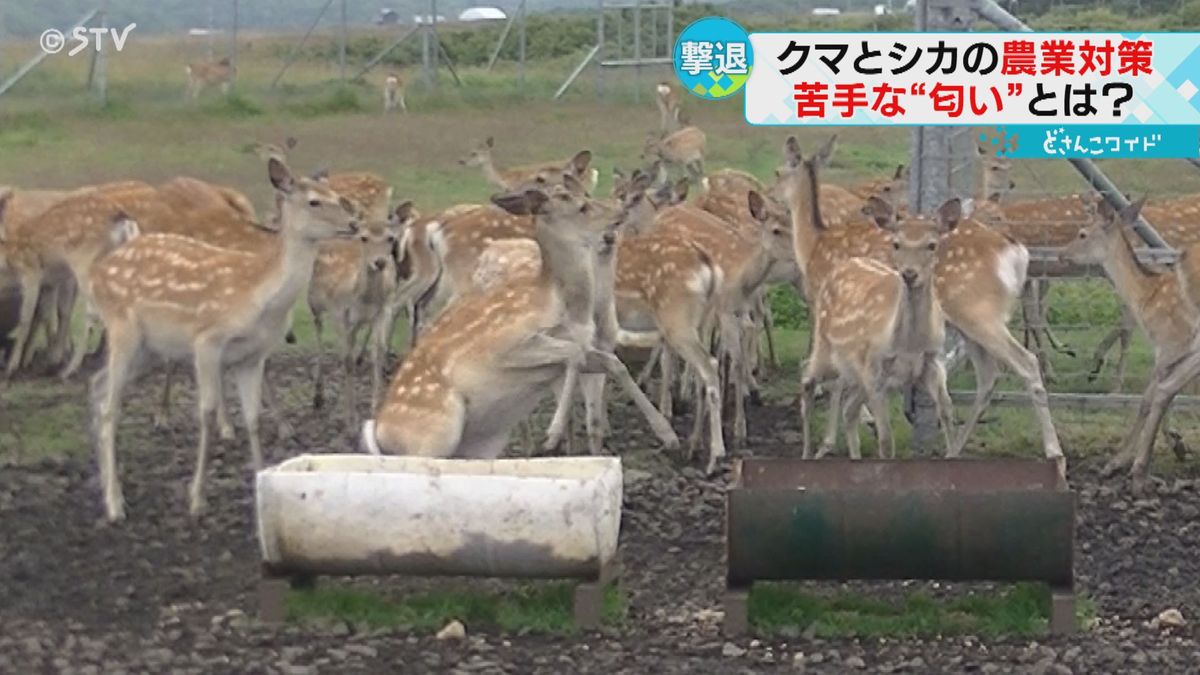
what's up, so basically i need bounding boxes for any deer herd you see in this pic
[3,79,1200,523]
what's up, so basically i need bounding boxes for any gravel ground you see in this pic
[3,353,1200,674]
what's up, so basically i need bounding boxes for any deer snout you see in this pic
[901,269,919,286]
[372,257,389,272]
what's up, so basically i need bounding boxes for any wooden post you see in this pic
[518,0,527,90]
[338,0,347,80]
[229,0,239,93]
[431,0,440,86]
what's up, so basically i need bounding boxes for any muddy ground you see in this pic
[2,352,1200,674]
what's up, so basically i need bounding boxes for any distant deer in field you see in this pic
[87,158,359,521]
[1060,197,1196,490]
[655,81,683,134]
[383,73,407,113]
[361,178,640,459]
[458,136,599,194]
[799,195,958,460]
[185,57,234,100]
[642,126,707,187]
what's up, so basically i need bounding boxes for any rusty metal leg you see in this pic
[258,576,289,624]
[1049,587,1076,636]
[722,585,750,637]
[573,558,620,629]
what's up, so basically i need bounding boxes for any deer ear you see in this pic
[561,173,586,197]
[338,197,358,215]
[747,190,768,222]
[784,136,803,168]
[570,150,592,174]
[491,191,531,215]
[393,200,415,223]
[311,167,330,182]
[815,134,838,166]
[893,164,906,180]
[936,197,963,232]
[1120,195,1147,223]
[631,170,654,192]
[862,195,896,230]
[268,158,294,193]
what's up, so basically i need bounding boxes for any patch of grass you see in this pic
[200,92,264,118]
[287,582,625,633]
[283,85,364,118]
[750,583,1093,638]
[0,381,89,464]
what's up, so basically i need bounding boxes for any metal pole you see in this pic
[431,0,440,86]
[339,0,347,80]
[208,0,215,60]
[518,0,526,89]
[229,0,239,92]
[270,0,336,88]
[486,1,521,72]
[597,0,606,98]
[92,0,108,104]
[421,21,431,86]
[633,0,641,103]
[974,0,1168,249]
[353,26,420,80]
[556,44,600,99]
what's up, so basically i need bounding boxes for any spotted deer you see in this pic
[1,191,141,377]
[458,137,599,194]
[253,137,393,221]
[87,158,359,521]
[185,57,234,100]
[1060,197,1195,489]
[642,126,707,186]
[799,196,959,460]
[309,202,414,424]
[779,137,1063,471]
[361,180,650,459]
[655,81,683,134]
[383,73,407,113]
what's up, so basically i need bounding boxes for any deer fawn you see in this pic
[655,82,683,134]
[361,177,627,459]
[799,195,959,460]
[185,57,234,100]
[87,158,359,521]
[383,73,407,113]
[779,137,1063,471]
[309,202,414,422]
[253,137,393,221]
[458,136,599,194]
[642,126,707,187]
[1060,197,1196,489]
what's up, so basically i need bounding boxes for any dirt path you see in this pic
[2,355,1199,673]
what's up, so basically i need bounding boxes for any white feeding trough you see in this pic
[254,454,624,626]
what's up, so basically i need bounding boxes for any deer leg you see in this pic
[544,363,581,453]
[261,371,293,442]
[91,321,143,522]
[60,309,99,381]
[1105,365,1166,477]
[798,336,836,460]
[637,341,662,387]
[923,359,957,457]
[657,347,675,417]
[978,327,1065,474]
[1112,310,1134,393]
[370,310,390,412]
[816,378,845,459]
[399,93,407,113]
[1035,281,1074,357]
[232,355,267,472]
[311,311,326,410]
[154,363,174,429]
[1128,351,1200,490]
[952,340,995,457]
[839,382,868,460]
[758,291,779,370]
[1087,326,1123,382]
[581,372,608,455]
[666,329,724,473]
[719,315,747,446]
[5,272,43,377]
[188,343,224,517]
[586,348,679,451]
[341,321,361,429]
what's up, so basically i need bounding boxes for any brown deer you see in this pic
[383,73,407,113]
[458,136,599,194]
[1060,197,1195,489]
[361,179,641,459]
[87,158,359,521]
[655,81,683,134]
[253,137,393,221]
[779,137,1063,472]
[309,202,414,423]
[185,57,234,100]
[799,196,958,460]
[642,126,707,186]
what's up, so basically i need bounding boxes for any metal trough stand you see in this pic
[253,455,624,630]
[723,458,1076,637]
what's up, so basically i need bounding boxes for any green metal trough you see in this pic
[723,458,1076,636]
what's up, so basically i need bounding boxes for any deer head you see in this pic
[458,137,495,167]
[1059,195,1148,266]
[863,195,960,289]
[268,158,359,241]
[748,189,798,273]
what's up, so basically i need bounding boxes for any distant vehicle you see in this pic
[413,14,448,25]
[375,8,401,25]
[811,7,841,16]
[187,28,222,36]
[459,7,507,22]
[874,4,889,15]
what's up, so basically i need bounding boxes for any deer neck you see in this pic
[479,157,509,190]
[263,209,324,317]
[535,218,595,326]
[893,279,941,352]
[1102,232,1160,325]
[784,165,823,279]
